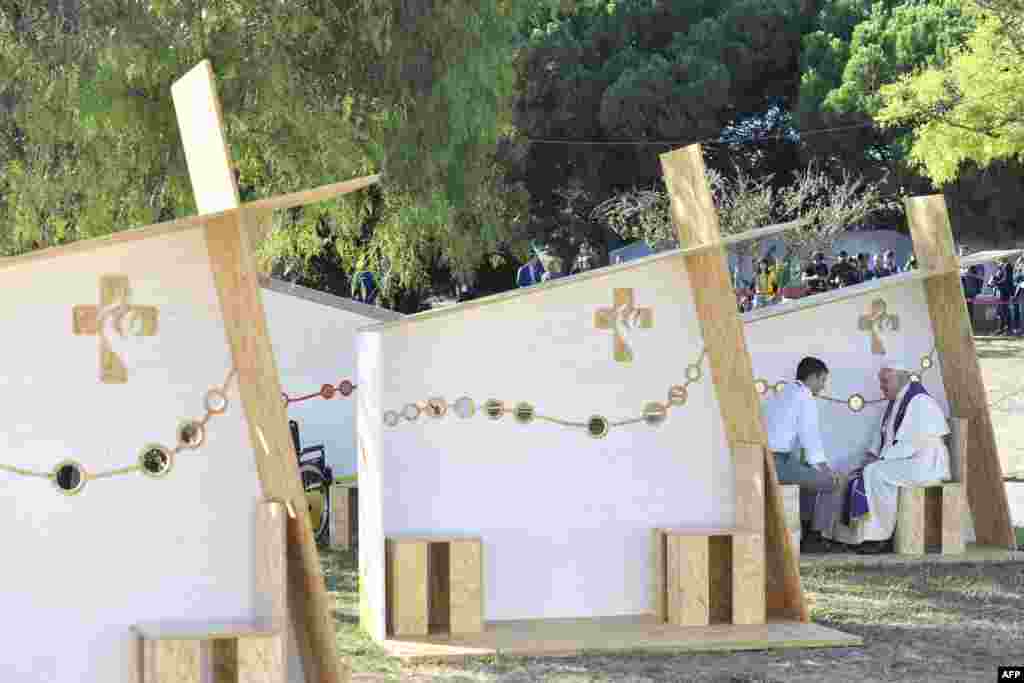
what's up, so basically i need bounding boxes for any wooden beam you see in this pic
[660,144,807,622]
[905,195,1015,548]
[243,174,382,212]
[171,58,348,682]
[205,211,349,683]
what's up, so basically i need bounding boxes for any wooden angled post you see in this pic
[659,144,807,621]
[171,60,349,683]
[905,195,1015,548]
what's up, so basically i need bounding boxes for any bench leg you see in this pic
[942,484,965,555]
[895,488,926,555]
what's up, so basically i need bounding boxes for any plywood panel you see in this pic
[212,639,238,683]
[652,530,666,622]
[942,484,965,554]
[143,639,201,683]
[661,145,805,622]
[331,485,353,550]
[667,534,709,627]
[732,533,766,626]
[708,535,732,625]
[381,616,863,662]
[449,539,484,635]
[429,542,450,633]
[389,539,429,636]
[237,635,285,683]
[906,194,1014,549]
[895,488,926,555]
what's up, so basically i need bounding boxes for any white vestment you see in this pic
[816,383,951,543]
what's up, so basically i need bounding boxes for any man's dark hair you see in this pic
[796,357,829,382]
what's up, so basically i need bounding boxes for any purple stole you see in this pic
[842,382,931,525]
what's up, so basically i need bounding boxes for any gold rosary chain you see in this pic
[0,367,237,492]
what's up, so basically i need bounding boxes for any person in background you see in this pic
[857,252,875,282]
[829,251,859,288]
[516,257,545,288]
[902,254,918,272]
[872,252,889,278]
[1012,253,1024,336]
[775,254,797,301]
[960,249,984,331]
[803,251,829,294]
[989,256,1015,335]
[753,257,777,308]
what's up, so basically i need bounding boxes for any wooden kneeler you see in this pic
[386,536,484,638]
[895,418,969,555]
[135,502,288,682]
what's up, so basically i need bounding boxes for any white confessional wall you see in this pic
[745,282,949,472]
[262,284,398,478]
[0,230,303,683]
[361,254,734,623]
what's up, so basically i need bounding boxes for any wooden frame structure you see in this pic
[0,60,372,683]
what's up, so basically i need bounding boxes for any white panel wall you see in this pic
[744,282,948,473]
[0,230,303,682]
[361,254,734,624]
[262,284,398,478]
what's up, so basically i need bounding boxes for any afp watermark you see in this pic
[999,666,1024,680]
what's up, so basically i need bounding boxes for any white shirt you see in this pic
[762,380,827,465]
[875,383,951,479]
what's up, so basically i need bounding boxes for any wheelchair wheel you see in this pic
[300,462,330,545]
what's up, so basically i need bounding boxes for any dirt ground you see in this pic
[326,547,1024,683]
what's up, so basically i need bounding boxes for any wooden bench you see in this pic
[386,535,484,637]
[651,528,765,626]
[135,503,287,682]
[895,417,969,555]
[330,481,358,551]
[780,484,801,560]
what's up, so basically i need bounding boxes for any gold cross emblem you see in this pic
[858,298,899,355]
[594,288,653,363]
[72,275,159,383]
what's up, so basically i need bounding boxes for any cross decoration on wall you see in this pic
[72,275,159,383]
[858,298,899,355]
[595,288,653,363]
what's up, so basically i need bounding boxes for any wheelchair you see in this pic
[290,419,333,545]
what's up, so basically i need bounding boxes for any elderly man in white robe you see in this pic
[815,361,951,554]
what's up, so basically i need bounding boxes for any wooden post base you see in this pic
[652,528,766,627]
[895,483,965,555]
[386,536,484,637]
[330,483,358,551]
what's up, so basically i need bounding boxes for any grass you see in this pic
[321,548,1024,682]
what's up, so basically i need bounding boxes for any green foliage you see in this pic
[0,0,543,299]
[876,7,1024,184]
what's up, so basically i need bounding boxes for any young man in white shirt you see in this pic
[762,357,838,550]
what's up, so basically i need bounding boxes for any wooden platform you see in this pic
[380,616,861,661]
[800,543,1023,568]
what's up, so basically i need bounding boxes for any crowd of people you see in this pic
[738,249,915,312]
[967,252,1024,336]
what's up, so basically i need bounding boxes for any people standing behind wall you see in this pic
[753,258,778,308]
[856,252,875,282]
[990,257,1017,335]
[1012,254,1024,337]
[802,252,830,294]
[516,257,545,288]
[828,251,860,288]
[960,251,984,331]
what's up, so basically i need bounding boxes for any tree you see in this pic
[875,5,1024,184]
[0,0,548,304]
[591,161,897,266]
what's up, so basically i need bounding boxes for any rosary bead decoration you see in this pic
[339,380,355,397]
[205,388,228,415]
[320,384,337,399]
[848,394,866,412]
[920,355,933,370]
[139,445,174,478]
[454,397,475,419]
[53,460,87,496]
[587,415,609,439]
[426,398,447,419]
[380,347,706,439]
[484,399,504,420]
[754,379,768,395]
[514,402,535,424]
[177,420,206,450]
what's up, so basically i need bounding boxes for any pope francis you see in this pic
[817,360,951,554]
